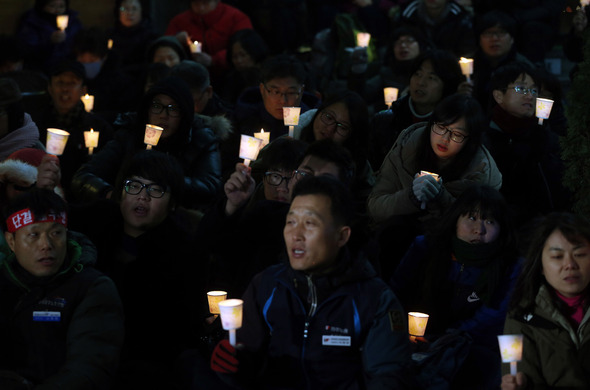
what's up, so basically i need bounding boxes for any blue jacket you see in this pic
[237,249,413,389]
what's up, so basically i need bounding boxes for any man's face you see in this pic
[119,0,142,28]
[147,94,182,139]
[263,169,293,203]
[260,77,303,120]
[190,0,219,15]
[493,73,537,119]
[5,222,67,278]
[48,71,86,115]
[43,0,66,15]
[192,86,213,114]
[409,60,444,111]
[153,46,181,68]
[284,194,350,274]
[120,176,172,237]
[479,25,514,60]
[288,155,342,193]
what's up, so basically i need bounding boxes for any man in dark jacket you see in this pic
[211,175,412,389]
[0,188,124,389]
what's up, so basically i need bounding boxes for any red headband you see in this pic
[6,208,67,233]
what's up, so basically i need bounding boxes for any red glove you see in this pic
[211,339,239,374]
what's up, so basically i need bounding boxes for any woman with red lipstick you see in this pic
[391,184,521,389]
[501,213,590,390]
[368,93,501,280]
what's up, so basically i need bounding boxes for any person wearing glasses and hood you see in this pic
[367,93,501,280]
[484,62,570,228]
[71,76,222,211]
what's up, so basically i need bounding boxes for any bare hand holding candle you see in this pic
[459,58,474,82]
[56,15,69,31]
[356,32,371,48]
[535,98,554,125]
[253,129,270,148]
[218,299,243,347]
[283,107,301,137]
[84,128,99,155]
[497,334,523,376]
[46,128,70,156]
[384,87,399,109]
[239,135,263,166]
[144,124,163,150]
[81,94,94,112]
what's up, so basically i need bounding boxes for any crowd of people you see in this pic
[0,0,588,389]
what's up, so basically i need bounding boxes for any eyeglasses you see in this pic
[319,111,351,137]
[120,6,140,13]
[394,37,417,47]
[264,172,291,186]
[149,102,180,117]
[124,180,166,198]
[263,84,302,101]
[292,169,312,181]
[507,85,539,97]
[431,123,468,143]
[481,30,509,39]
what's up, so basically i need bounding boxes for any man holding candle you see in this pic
[211,175,412,388]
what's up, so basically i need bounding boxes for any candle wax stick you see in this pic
[288,126,294,138]
[88,147,94,156]
[146,145,152,150]
[229,329,237,347]
[510,361,517,376]
[243,159,251,167]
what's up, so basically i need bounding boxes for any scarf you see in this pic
[491,105,537,136]
[555,290,586,328]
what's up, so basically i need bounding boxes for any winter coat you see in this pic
[367,123,502,226]
[503,285,590,388]
[0,113,44,161]
[0,231,124,388]
[235,249,413,389]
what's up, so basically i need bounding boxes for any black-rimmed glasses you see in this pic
[262,84,302,101]
[264,172,291,186]
[431,123,468,143]
[508,85,539,97]
[124,180,166,198]
[292,169,312,181]
[149,102,181,117]
[319,111,351,136]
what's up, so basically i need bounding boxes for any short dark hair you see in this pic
[226,29,270,67]
[489,61,539,92]
[3,188,67,231]
[291,175,354,227]
[113,150,184,207]
[170,60,210,93]
[304,140,355,186]
[260,54,306,85]
[475,10,517,39]
[410,49,463,98]
[259,137,308,172]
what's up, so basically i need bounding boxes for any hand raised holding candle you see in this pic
[211,340,239,374]
[36,154,61,191]
[224,163,255,216]
[412,173,442,203]
[501,372,527,390]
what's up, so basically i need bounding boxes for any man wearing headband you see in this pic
[0,188,123,388]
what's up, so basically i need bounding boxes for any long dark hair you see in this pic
[417,93,485,181]
[508,212,590,316]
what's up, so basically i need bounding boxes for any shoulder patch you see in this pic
[388,310,405,332]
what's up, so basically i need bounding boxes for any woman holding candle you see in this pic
[368,93,501,280]
[501,213,590,389]
[391,184,521,389]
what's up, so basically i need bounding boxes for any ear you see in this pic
[492,89,504,105]
[5,231,15,253]
[259,82,265,96]
[337,226,351,248]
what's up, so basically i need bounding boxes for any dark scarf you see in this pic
[452,235,503,306]
[50,100,85,129]
[492,105,537,136]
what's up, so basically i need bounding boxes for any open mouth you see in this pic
[134,205,149,216]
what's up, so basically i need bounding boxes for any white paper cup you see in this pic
[408,312,429,336]
[497,334,523,362]
[56,15,69,31]
[46,128,70,155]
[239,134,262,162]
[218,299,243,330]
[144,124,164,148]
[283,107,301,126]
[356,32,371,47]
[384,87,399,106]
[81,94,94,112]
[207,291,227,315]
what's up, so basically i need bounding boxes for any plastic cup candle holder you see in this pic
[535,98,554,125]
[144,124,164,150]
[218,299,243,347]
[108,39,114,50]
[283,107,301,137]
[253,129,270,149]
[459,57,474,82]
[207,291,227,315]
[84,128,99,155]
[418,171,440,209]
[408,312,429,338]
[239,134,263,166]
[56,15,69,31]
[384,87,399,108]
[46,128,70,156]
[81,94,94,112]
[497,334,523,376]
[356,32,371,48]
[190,41,202,53]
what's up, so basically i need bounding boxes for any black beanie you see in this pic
[0,78,25,132]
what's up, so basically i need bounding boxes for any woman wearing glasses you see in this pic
[71,76,222,211]
[367,93,501,280]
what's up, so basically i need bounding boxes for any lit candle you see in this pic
[253,129,270,148]
[81,94,94,112]
[535,98,554,125]
[207,291,227,315]
[459,57,474,82]
[56,15,69,31]
[582,0,590,6]
[190,40,202,53]
[144,124,164,150]
[108,39,114,50]
[83,128,100,155]
[239,134,263,166]
[356,32,371,48]
[418,171,440,209]
[46,128,70,156]
[408,312,429,338]
[384,87,399,109]
[218,299,243,347]
[283,107,301,138]
[497,335,523,376]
